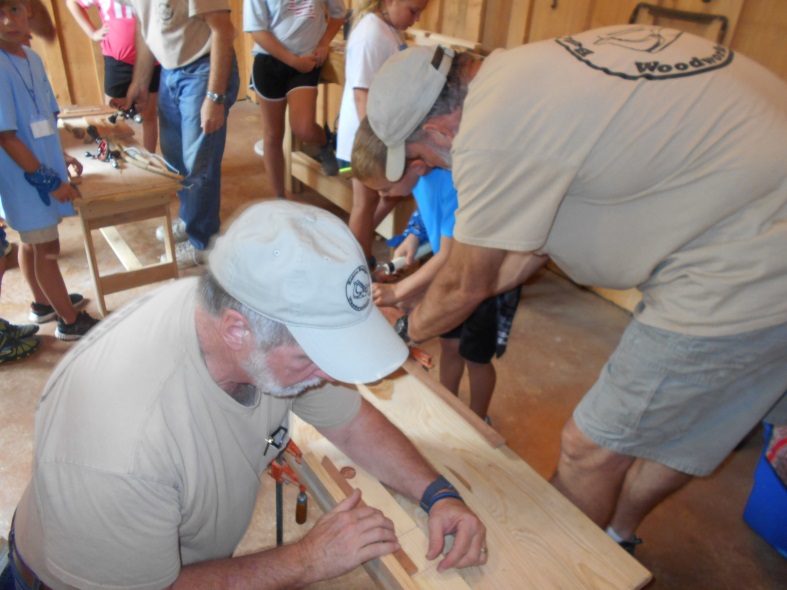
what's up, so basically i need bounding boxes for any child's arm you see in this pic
[312,14,345,66]
[65,0,108,42]
[373,236,452,310]
[0,131,80,203]
[252,31,319,74]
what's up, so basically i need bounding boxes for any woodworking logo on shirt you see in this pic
[345,266,371,312]
[556,26,734,80]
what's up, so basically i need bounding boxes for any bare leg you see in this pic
[607,459,692,538]
[466,360,496,418]
[19,241,77,324]
[550,417,635,526]
[348,179,382,258]
[258,97,288,198]
[439,337,465,396]
[287,86,327,146]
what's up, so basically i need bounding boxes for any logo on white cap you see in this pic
[346,266,371,312]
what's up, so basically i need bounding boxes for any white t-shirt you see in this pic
[453,26,787,336]
[336,12,405,161]
[128,0,229,70]
[15,278,361,590]
[244,0,347,57]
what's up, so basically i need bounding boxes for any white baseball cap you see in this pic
[208,201,408,384]
[368,45,455,182]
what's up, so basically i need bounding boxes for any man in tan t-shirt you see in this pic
[354,30,787,554]
[6,201,487,589]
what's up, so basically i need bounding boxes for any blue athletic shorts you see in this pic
[574,319,787,476]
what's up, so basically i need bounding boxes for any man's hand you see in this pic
[426,498,487,572]
[123,82,149,114]
[296,489,399,580]
[200,99,225,135]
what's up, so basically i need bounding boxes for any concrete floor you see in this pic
[1,100,785,588]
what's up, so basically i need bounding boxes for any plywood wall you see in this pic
[29,0,787,109]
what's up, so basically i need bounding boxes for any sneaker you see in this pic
[619,535,643,555]
[0,317,39,339]
[161,240,204,270]
[317,131,339,176]
[55,310,100,341]
[156,218,188,243]
[0,332,40,365]
[29,293,86,324]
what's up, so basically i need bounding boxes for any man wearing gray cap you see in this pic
[353,28,787,553]
[5,201,486,589]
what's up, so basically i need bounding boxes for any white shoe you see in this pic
[156,219,188,243]
[254,139,265,157]
[162,241,204,270]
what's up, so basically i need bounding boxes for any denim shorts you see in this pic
[574,319,787,476]
[250,53,321,100]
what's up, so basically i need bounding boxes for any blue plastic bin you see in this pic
[742,423,787,558]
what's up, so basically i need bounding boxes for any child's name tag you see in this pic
[31,117,55,138]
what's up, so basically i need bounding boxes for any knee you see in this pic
[558,418,629,473]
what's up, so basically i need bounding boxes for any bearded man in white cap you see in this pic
[6,201,486,589]
[353,28,787,554]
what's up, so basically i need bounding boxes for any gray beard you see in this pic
[243,349,325,398]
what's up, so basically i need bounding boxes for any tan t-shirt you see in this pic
[129,0,230,69]
[14,278,361,589]
[453,26,787,336]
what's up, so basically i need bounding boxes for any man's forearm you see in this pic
[172,543,315,590]
[131,21,156,89]
[321,400,438,503]
[205,12,235,96]
[409,244,546,342]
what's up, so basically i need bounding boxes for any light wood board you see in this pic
[290,370,652,589]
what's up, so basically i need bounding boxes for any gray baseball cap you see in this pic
[209,201,408,383]
[367,45,455,181]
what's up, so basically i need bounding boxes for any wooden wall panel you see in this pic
[26,0,787,113]
[729,0,787,79]
[526,0,594,43]
[480,0,534,50]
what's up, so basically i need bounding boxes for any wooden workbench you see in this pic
[59,115,181,316]
[286,361,652,589]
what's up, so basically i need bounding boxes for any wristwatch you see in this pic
[205,91,225,104]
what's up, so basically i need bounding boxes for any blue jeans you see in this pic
[158,53,240,250]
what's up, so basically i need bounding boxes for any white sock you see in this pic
[606,526,625,543]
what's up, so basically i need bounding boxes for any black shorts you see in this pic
[441,296,498,364]
[250,53,321,100]
[103,55,161,98]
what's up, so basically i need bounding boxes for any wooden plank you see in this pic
[291,371,652,589]
[401,359,506,449]
[99,226,142,270]
[731,0,787,80]
[320,456,419,577]
[526,0,594,43]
